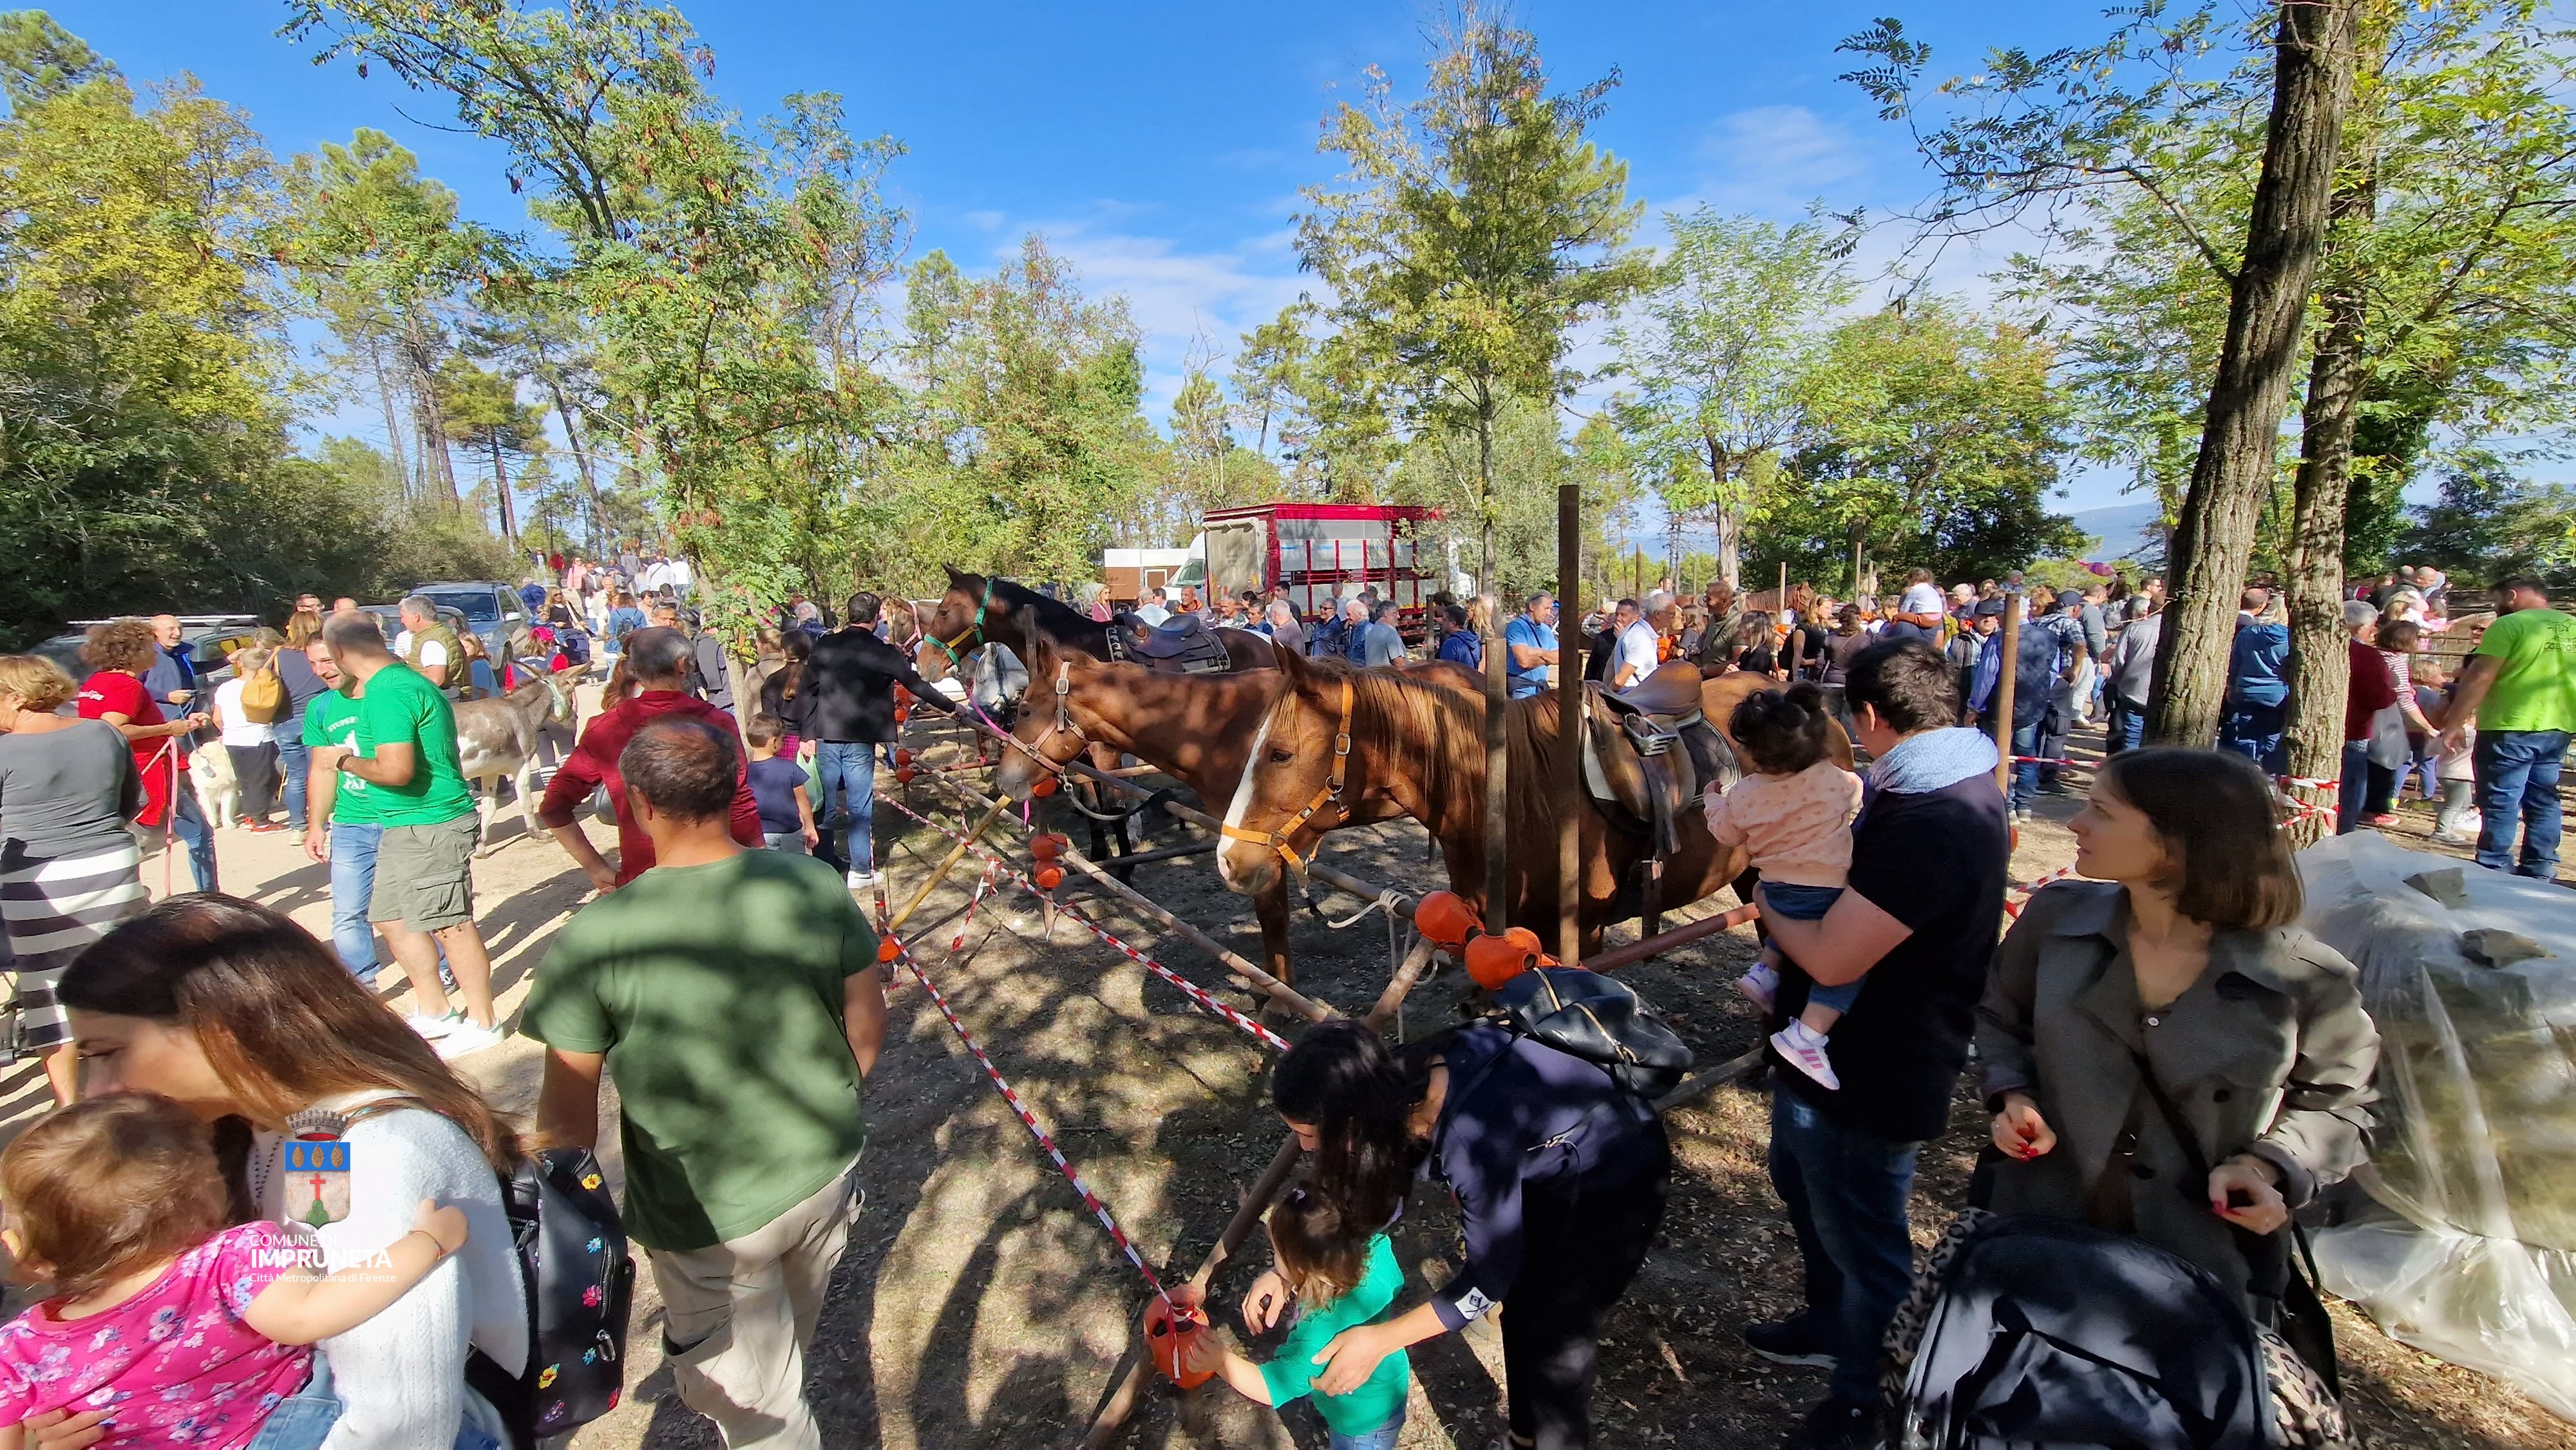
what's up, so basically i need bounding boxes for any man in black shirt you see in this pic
[803,592,954,888]
[1743,639,2009,1449]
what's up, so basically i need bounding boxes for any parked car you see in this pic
[377,582,534,664]
[34,615,264,691]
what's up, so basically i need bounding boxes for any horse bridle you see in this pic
[1220,679,1354,877]
[925,579,996,675]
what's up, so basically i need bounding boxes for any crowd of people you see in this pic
[0,541,2561,1450]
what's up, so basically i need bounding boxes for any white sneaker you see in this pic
[434,1020,507,1060]
[1735,962,1778,1013]
[407,1010,460,1041]
[846,869,877,890]
[1770,1022,1842,1091]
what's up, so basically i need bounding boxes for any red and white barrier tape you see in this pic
[2003,865,2079,918]
[880,792,1293,1053]
[884,928,1177,1307]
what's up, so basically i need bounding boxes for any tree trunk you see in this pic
[403,321,461,507]
[2283,80,2383,846]
[368,339,412,501]
[1477,401,1510,932]
[2145,0,2363,747]
[490,435,517,545]
[544,377,609,555]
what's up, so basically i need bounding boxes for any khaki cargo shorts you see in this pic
[368,814,478,932]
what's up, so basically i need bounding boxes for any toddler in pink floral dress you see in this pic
[0,1095,466,1450]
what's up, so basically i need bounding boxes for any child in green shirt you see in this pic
[1182,1191,1409,1449]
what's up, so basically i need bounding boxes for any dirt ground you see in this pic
[3,692,2568,1450]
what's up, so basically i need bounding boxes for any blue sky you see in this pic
[60,0,2141,509]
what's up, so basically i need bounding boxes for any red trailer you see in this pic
[1197,503,1441,621]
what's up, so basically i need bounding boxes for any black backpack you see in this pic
[466,1147,637,1450]
[1488,966,1692,1099]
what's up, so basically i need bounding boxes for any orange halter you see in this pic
[1220,679,1354,877]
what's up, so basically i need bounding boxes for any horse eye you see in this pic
[1269,747,1295,764]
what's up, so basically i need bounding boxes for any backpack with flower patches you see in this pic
[465,1146,635,1450]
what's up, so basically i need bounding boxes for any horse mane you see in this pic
[985,575,1108,648]
[1299,659,1560,825]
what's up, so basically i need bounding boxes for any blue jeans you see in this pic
[1768,1086,1921,1405]
[2106,699,2146,755]
[2220,700,2288,775]
[328,823,383,983]
[815,741,876,874]
[1762,884,1859,1013]
[1328,1409,1406,1450]
[2336,739,2373,836]
[246,1357,340,1450]
[276,734,312,833]
[165,775,218,892]
[2009,720,2045,809]
[2475,729,2567,878]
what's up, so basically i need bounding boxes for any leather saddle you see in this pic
[1107,612,1235,673]
[1580,662,1739,934]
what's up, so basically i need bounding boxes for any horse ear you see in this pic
[1274,641,1311,690]
[943,563,969,588]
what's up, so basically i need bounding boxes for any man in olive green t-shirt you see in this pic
[527,714,885,1450]
[317,612,502,1056]
[2440,576,2574,878]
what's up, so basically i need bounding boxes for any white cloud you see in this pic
[1683,104,1870,220]
[1009,218,1314,424]
[960,209,1006,232]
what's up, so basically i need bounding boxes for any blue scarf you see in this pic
[1871,726,2000,795]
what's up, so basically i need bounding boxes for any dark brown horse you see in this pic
[991,639,1482,986]
[1215,652,1853,952]
[912,567,1274,683]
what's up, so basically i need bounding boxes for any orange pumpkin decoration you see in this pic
[1464,932,1537,991]
[1143,1296,1212,1389]
[876,937,899,963]
[1028,777,1058,798]
[1412,890,1479,948]
[1035,865,1065,891]
[893,748,913,767]
[893,767,914,784]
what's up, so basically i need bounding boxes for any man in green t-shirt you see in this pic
[317,612,502,1057]
[526,715,884,1450]
[296,639,381,984]
[2439,575,2574,878]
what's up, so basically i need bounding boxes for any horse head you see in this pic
[994,636,1095,801]
[1217,646,1380,897]
[914,565,987,683]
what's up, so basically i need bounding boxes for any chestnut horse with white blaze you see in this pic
[1215,649,1853,952]
[993,637,1482,987]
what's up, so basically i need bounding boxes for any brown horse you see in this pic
[912,567,1274,682]
[1215,652,1852,952]
[991,639,1481,986]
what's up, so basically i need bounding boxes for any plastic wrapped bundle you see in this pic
[2296,833,2576,1420]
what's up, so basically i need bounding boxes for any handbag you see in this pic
[2127,1048,2340,1395]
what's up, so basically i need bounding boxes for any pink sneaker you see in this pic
[1736,963,1777,1013]
[1770,1023,1842,1090]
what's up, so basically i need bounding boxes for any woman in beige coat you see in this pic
[1979,746,2380,1314]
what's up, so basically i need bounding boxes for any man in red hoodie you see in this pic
[540,626,761,890]
[2340,599,2399,835]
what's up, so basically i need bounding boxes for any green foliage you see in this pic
[1745,304,2082,586]
[0,10,111,109]
[285,0,907,639]
[2396,453,2576,587]
[1391,403,1639,601]
[1608,209,1856,580]
[860,241,1162,593]
[1298,6,1649,583]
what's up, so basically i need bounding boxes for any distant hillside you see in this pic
[2070,502,2164,564]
